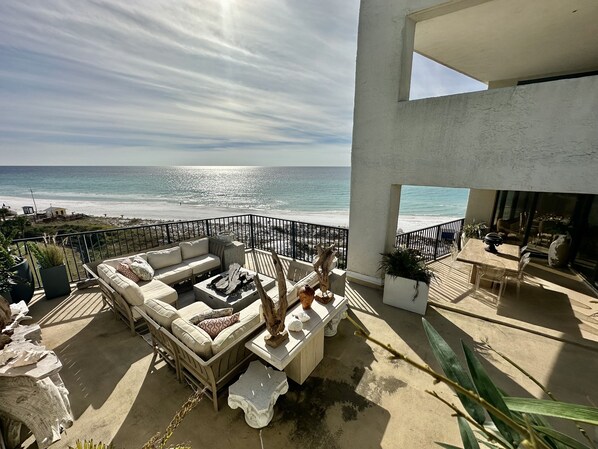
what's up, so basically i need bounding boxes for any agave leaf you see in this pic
[423,319,486,424]
[504,398,598,426]
[458,417,481,449]
[462,343,521,447]
[436,443,464,449]
[534,426,594,449]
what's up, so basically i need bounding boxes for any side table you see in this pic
[228,361,288,428]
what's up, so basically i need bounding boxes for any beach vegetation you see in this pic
[379,246,434,285]
[28,235,65,268]
[350,317,598,449]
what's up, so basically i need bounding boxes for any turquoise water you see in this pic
[0,166,468,217]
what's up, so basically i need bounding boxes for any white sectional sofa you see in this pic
[136,259,347,411]
[86,237,226,334]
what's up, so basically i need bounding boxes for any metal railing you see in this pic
[12,214,349,288]
[395,218,464,262]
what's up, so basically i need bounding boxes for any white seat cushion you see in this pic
[147,247,182,270]
[153,263,193,285]
[144,298,180,328]
[97,263,117,283]
[212,303,260,354]
[139,280,178,305]
[178,301,213,322]
[180,238,209,260]
[185,254,221,276]
[103,253,148,269]
[171,318,213,359]
[108,272,144,306]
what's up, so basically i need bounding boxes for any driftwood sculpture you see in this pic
[254,251,289,348]
[313,244,337,304]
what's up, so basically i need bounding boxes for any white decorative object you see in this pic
[383,275,429,315]
[288,318,303,332]
[228,361,288,429]
[548,234,570,268]
[294,312,310,323]
[324,304,348,337]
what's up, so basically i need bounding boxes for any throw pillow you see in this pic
[189,308,233,325]
[116,259,140,283]
[129,256,154,281]
[198,313,240,338]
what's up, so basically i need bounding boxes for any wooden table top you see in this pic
[457,238,520,272]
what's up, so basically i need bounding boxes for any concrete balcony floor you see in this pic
[19,252,598,449]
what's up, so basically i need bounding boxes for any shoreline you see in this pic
[0,194,462,232]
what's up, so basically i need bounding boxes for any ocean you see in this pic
[0,166,468,231]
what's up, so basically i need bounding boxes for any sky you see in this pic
[0,0,485,166]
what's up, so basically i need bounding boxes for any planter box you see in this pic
[382,275,429,315]
[9,258,35,304]
[40,265,71,300]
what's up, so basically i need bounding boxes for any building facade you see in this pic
[347,0,598,286]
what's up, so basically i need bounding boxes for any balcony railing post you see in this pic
[249,215,255,249]
[165,224,172,244]
[206,220,211,237]
[433,225,441,260]
[291,221,297,260]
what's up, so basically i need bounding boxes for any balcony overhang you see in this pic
[412,0,598,84]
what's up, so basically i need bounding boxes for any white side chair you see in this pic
[475,262,506,303]
[448,242,459,273]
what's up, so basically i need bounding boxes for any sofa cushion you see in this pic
[147,247,182,270]
[189,307,233,325]
[109,272,144,306]
[117,259,141,283]
[153,262,193,285]
[185,254,221,276]
[145,298,180,328]
[178,301,213,322]
[139,280,178,306]
[103,254,147,269]
[180,238,209,260]
[130,257,154,281]
[212,304,261,354]
[97,263,117,283]
[171,318,213,359]
[198,313,240,338]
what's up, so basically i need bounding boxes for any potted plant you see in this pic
[0,230,34,303]
[460,221,488,247]
[29,235,71,300]
[379,246,434,315]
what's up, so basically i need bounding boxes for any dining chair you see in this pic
[475,261,506,303]
[448,242,459,273]
[506,255,531,298]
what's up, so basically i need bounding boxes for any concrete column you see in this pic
[465,189,497,225]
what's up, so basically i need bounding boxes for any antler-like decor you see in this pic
[254,251,289,348]
[313,244,337,304]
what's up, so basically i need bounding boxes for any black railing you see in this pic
[12,214,349,288]
[395,218,464,262]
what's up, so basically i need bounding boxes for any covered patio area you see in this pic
[13,251,598,449]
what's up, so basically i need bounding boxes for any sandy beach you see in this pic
[0,194,461,232]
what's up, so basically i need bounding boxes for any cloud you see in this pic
[0,1,484,165]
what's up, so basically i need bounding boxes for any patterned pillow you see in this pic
[116,259,140,283]
[129,256,154,281]
[198,313,240,338]
[189,308,233,325]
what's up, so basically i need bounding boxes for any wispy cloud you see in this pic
[0,1,484,165]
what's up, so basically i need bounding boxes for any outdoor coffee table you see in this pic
[245,292,348,385]
[193,269,275,312]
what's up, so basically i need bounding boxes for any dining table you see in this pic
[456,238,520,283]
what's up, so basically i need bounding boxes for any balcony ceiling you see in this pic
[413,0,598,84]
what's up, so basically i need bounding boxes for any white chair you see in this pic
[475,262,506,303]
[507,256,531,298]
[448,242,459,273]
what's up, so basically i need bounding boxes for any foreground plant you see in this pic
[27,233,65,268]
[70,389,204,449]
[348,316,598,449]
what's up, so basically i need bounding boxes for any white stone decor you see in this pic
[325,304,348,337]
[228,360,288,429]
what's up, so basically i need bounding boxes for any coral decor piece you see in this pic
[298,284,315,309]
[288,317,303,332]
[254,251,288,348]
[313,244,337,304]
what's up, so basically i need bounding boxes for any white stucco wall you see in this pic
[348,0,598,283]
[465,189,496,225]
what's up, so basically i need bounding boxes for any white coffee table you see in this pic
[193,269,275,312]
[245,292,348,385]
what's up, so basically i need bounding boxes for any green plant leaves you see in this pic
[423,318,486,424]
[504,398,598,426]
[462,344,521,447]
[533,426,593,449]
[458,417,481,449]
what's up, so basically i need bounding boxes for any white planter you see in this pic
[383,275,429,315]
